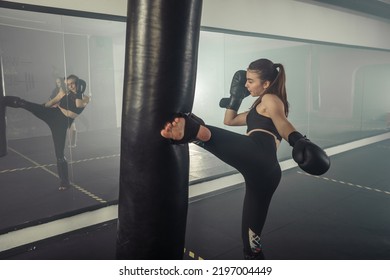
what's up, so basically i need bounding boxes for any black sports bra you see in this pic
[246,107,282,141]
[59,93,84,115]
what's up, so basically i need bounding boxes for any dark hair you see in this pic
[67,74,79,81]
[248,58,289,116]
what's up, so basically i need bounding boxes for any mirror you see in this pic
[0,7,126,234]
[0,6,389,246]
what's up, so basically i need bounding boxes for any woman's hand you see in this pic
[45,88,66,107]
[75,95,90,108]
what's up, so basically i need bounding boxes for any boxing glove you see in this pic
[219,70,250,111]
[288,131,330,176]
[76,79,86,99]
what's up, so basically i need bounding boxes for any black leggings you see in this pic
[199,125,281,254]
[21,101,74,185]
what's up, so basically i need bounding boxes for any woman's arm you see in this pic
[262,94,296,141]
[223,109,248,126]
[75,95,90,108]
[44,88,66,107]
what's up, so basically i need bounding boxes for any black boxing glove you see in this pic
[219,70,250,111]
[76,79,86,99]
[288,131,330,176]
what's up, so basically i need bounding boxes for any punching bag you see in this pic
[117,0,203,259]
[0,56,7,157]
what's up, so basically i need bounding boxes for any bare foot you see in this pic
[160,117,186,141]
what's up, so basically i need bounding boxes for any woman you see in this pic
[49,77,66,102]
[161,58,330,259]
[4,74,90,190]
[49,77,77,148]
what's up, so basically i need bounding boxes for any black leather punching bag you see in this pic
[117,0,203,259]
[0,57,7,157]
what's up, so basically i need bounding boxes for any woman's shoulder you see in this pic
[262,93,282,104]
[260,94,285,115]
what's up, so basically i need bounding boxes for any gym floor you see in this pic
[0,129,389,260]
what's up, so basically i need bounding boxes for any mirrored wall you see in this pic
[194,31,390,162]
[0,7,126,234]
[0,6,389,237]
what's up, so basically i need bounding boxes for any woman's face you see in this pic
[66,78,77,93]
[245,70,269,97]
[56,78,62,87]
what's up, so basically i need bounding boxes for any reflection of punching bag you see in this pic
[0,57,7,157]
[116,0,203,259]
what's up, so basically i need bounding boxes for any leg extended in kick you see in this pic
[4,96,54,124]
[160,113,211,143]
[161,113,257,171]
[3,96,27,108]
[5,96,73,190]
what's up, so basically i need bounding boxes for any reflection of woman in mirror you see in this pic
[50,77,77,148]
[4,74,90,190]
[50,77,66,102]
